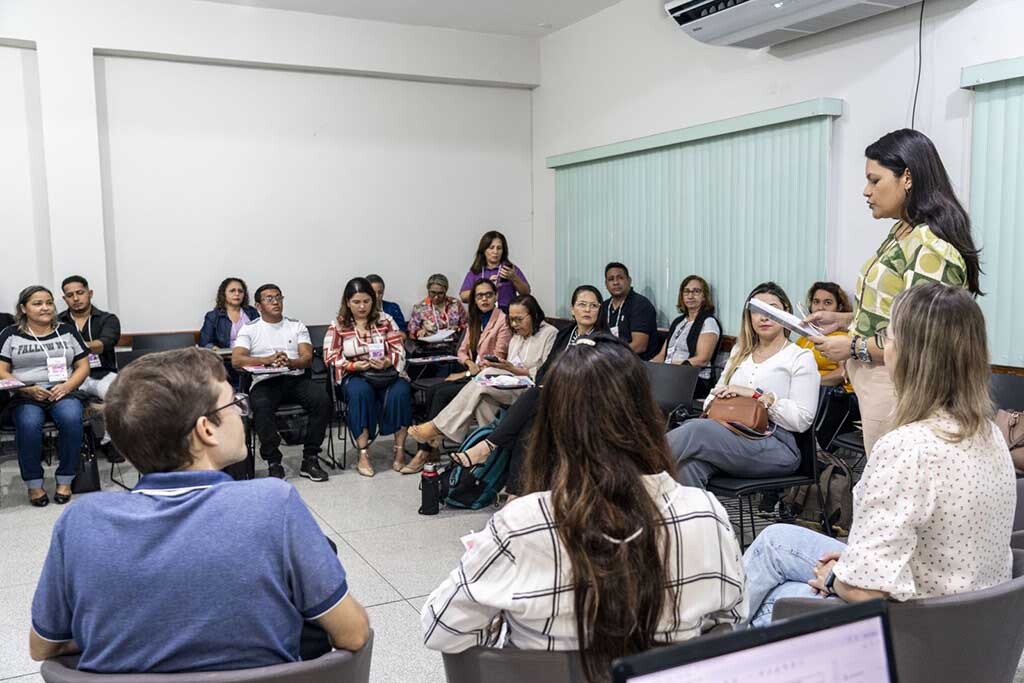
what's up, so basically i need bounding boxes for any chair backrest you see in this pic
[1015,478,1024,531]
[442,646,586,683]
[793,427,817,480]
[307,324,329,352]
[40,632,373,683]
[131,332,197,351]
[992,372,1024,411]
[643,362,700,421]
[884,549,1024,683]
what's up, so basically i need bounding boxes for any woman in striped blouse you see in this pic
[323,277,412,477]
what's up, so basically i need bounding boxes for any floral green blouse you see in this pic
[850,221,968,337]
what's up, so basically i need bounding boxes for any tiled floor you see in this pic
[0,437,491,683]
[3,440,1024,683]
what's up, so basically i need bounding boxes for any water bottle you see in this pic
[419,462,441,515]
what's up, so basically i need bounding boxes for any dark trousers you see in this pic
[488,386,540,495]
[250,375,330,462]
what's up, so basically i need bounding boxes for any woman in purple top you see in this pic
[459,230,530,311]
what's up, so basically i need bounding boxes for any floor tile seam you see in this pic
[333,536,410,600]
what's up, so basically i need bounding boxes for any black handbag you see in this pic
[71,451,101,494]
[361,367,399,390]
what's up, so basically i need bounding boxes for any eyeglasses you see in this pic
[206,393,250,418]
[573,301,600,311]
[682,288,704,296]
[427,289,446,297]
[508,316,529,324]
[875,327,891,349]
[261,296,284,304]
[475,292,496,300]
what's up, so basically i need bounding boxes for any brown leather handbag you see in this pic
[706,396,773,439]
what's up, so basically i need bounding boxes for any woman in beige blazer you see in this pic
[410,294,558,447]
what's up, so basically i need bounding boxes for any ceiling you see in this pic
[196,0,624,37]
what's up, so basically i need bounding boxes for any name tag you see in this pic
[609,325,620,339]
[368,342,386,360]
[88,353,102,369]
[47,356,69,383]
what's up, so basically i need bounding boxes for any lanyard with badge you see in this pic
[365,328,386,360]
[607,302,625,339]
[30,327,71,383]
[78,316,102,369]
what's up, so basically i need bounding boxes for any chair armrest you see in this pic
[771,597,845,622]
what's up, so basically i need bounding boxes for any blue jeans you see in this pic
[12,398,84,489]
[742,523,847,626]
[340,376,412,440]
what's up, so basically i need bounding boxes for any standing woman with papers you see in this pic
[806,129,981,455]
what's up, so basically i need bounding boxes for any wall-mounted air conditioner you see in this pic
[665,0,920,49]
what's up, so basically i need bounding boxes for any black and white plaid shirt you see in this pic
[421,472,746,652]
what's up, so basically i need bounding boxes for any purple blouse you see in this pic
[460,265,528,310]
[229,311,251,346]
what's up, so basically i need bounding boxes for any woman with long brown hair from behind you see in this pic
[421,334,745,680]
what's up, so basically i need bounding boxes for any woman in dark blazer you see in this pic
[199,278,259,349]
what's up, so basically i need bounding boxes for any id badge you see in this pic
[47,356,69,383]
[368,342,386,360]
[609,325,620,339]
[88,353,102,369]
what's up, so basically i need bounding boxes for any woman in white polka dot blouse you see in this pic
[743,282,1015,626]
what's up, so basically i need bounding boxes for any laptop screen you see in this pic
[613,601,896,683]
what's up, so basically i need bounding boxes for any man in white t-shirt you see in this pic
[232,284,330,482]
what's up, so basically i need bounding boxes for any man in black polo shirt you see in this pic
[59,275,124,462]
[598,262,660,360]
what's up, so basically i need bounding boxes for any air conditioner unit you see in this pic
[665,0,920,49]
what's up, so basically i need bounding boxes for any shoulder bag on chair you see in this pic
[705,396,773,439]
[996,410,1024,472]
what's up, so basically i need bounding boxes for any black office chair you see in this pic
[0,415,102,504]
[643,362,700,430]
[706,428,830,549]
[130,332,196,351]
[307,324,329,352]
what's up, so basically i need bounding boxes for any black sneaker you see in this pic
[300,459,329,483]
[268,462,286,479]
[100,442,125,464]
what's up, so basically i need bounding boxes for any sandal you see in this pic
[400,451,428,475]
[449,439,495,469]
[357,449,375,478]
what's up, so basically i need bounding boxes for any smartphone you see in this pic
[483,354,500,362]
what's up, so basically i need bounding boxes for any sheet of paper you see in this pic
[243,365,291,375]
[407,355,460,365]
[420,329,456,344]
[747,298,824,338]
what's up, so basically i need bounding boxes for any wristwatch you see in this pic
[465,370,472,379]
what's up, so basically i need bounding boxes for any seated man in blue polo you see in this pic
[366,273,407,335]
[28,347,370,673]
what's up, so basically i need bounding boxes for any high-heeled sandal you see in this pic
[357,449,375,477]
[449,439,495,469]
[392,445,407,472]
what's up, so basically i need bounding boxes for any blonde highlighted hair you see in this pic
[722,282,793,384]
[889,283,993,441]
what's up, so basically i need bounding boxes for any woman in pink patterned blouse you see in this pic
[407,274,467,341]
[324,277,412,477]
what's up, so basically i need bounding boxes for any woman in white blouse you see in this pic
[667,282,819,488]
[421,334,745,679]
[409,295,558,448]
[743,283,1015,626]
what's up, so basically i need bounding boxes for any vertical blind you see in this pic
[967,73,1024,367]
[551,112,835,335]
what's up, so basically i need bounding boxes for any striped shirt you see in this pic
[421,472,746,653]
[322,316,406,384]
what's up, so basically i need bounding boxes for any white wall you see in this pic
[0,0,539,330]
[0,44,50,310]
[532,0,1024,314]
[97,55,532,330]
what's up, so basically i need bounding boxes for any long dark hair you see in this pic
[336,277,380,329]
[214,277,250,310]
[469,230,509,274]
[466,279,498,357]
[523,334,674,681]
[865,129,982,295]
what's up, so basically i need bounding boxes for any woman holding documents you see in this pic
[806,129,981,455]
[407,274,467,341]
[667,282,819,489]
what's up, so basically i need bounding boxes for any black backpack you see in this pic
[783,451,854,534]
[441,422,511,510]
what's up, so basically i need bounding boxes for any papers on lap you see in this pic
[420,329,456,344]
[474,374,533,389]
[747,298,823,338]
[0,377,27,390]
[407,355,460,365]
[242,365,291,375]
